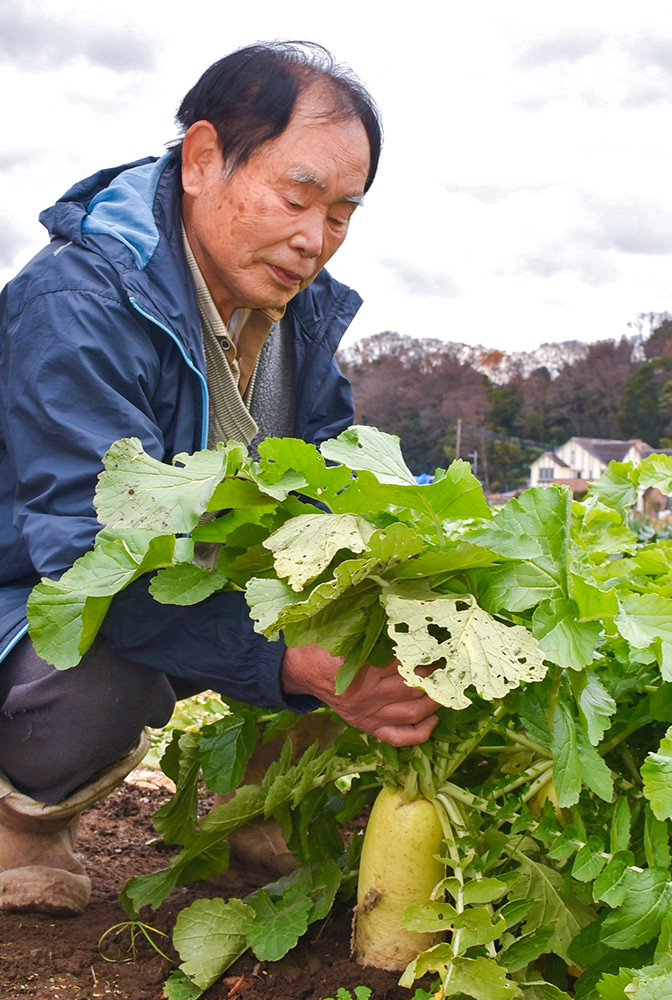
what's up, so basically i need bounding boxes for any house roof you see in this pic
[570,437,651,465]
[531,451,569,469]
[638,443,672,459]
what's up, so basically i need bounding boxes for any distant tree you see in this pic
[643,319,672,360]
[518,368,554,443]
[486,383,524,436]
[484,382,543,491]
[658,378,672,441]
[395,413,447,475]
[618,358,672,446]
[544,338,635,441]
[618,320,672,444]
[486,438,540,494]
[340,338,489,475]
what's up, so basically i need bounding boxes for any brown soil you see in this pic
[0,771,412,1000]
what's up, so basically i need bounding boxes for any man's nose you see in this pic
[289,211,324,258]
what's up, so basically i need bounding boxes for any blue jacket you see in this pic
[0,153,360,708]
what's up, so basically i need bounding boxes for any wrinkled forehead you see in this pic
[251,87,370,194]
[285,80,369,146]
[292,77,355,118]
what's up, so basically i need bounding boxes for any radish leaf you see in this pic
[384,590,546,709]
[172,897,253,990]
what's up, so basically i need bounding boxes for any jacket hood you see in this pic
[39,155,171,269]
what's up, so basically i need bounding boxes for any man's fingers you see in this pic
[371,714,440,747]
[338,690,439,741]
[281,645,441,747]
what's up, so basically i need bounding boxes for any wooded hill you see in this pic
[336,317,672,493]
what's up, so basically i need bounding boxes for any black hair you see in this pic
[175,41,382,192]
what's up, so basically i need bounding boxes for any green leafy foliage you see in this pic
[24,429,672,998]
[641,727,672,820]
[27,529,184,669]
[245,884,313,960]
[170,897,253,992]
[321,988,373,1000]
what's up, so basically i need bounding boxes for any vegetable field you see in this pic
[25,426,672,1000]
[0,775,408,999]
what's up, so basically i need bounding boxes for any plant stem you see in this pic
[432,794,467,991]
[418,494,447,548]
[440,701,508,781]
[547,666,562,734]
[436,757,553,814]
[600,720,651,757]
[436,782,488,811]
[494,727,552,757]
[519,760,555,803]
[619,746,643,787]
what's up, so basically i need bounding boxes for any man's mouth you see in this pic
[268,263,308,287]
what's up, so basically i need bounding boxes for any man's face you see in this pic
[181,90,371,321]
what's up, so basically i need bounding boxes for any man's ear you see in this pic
[181,120,222,196]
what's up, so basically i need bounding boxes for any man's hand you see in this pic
[281,644,439,747]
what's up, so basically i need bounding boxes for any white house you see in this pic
[529,437,660,491]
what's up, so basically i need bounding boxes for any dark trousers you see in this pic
[0,636,179,803]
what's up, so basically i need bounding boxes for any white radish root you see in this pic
[353,785,444,971]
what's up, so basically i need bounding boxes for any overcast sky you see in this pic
[2,0,672,352]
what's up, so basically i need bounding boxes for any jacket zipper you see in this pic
[128,295,209,449]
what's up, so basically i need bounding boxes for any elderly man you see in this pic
[0,42,438,915]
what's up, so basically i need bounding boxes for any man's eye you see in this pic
[285,198,304,210]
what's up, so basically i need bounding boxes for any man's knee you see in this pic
[0,636,176,802]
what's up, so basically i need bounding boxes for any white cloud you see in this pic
[628,35,672,74]
[0,213,32,267]
[0,149,37,172]
[380,259,461,299]
[586,196,672,256]
[514,31,605,68]
[444,182,552,205]
[0,2,152,72]
[517,244,621,287]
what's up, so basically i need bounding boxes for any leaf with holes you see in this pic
[382,589,547,709]
[263,512,376,591]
